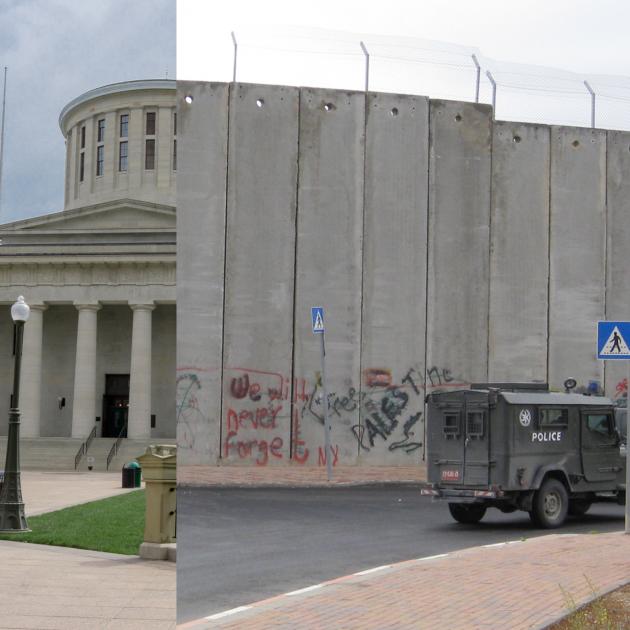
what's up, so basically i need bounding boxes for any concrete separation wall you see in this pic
[178,81,629,469]
[222,84,299,467]
[359,92,429,464]
[293,88,365,467]
[548,127,606,391]
[604,130,630,398]
[427,100,492,387]
[176,82,229,465]
[489,122,550,382]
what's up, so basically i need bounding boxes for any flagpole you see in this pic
[0,66,7,217]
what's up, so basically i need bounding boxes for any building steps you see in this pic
[0,437,84,471]
[0,436,176,473]
[76,437,116,472]
[106,439,164,472]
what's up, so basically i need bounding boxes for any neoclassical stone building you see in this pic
[0,80,176,444]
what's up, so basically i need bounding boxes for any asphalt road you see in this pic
[177,486,625,623]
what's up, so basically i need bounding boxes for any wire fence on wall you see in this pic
[220,27,630,132]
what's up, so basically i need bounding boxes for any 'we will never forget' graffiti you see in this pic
[218,364,466,465]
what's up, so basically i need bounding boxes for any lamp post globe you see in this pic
[0,296,31,532]
[11,296,30,323]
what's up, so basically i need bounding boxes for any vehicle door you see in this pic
[581,409,621,482]
[463,398,490,486]
[433,401,465,486]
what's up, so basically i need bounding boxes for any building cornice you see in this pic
[59,79,176,132]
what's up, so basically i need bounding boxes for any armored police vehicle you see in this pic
[421,384,626,528]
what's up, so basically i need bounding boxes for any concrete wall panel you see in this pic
[222,84,299,466]
[293,88,365,467]
[604,130,630,400]
[549,127,606,391]
[359,92,429,464]
[427,101,492,386]
[489,122,550,382]
[176,82,229,465]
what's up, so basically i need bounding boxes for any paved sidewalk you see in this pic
[0,540,176,629]
[180,531,630,630]
[178,464,427,487]
[20,471,143,516]
[0,471,176,628]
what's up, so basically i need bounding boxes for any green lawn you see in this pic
[0,490,145,555]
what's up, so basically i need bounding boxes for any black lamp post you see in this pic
[0,296,31,532]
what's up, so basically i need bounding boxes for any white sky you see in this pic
[178,0,630,129]
[178,0,630,77]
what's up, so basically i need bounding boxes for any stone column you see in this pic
[71,303,101,438]
[128,303,155,438]
[20,304,47,438]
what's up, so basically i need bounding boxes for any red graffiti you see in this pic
[226,406,281,432]
[318,445,339,467]
[230,374,250,399]
[229,373,264,401]
[293,378,309,403]
[615,378,628,398]
[364,368,392,388]
[292,408,309,464]
[224,431,283,466]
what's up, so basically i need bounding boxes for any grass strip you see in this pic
[0,489,145,555]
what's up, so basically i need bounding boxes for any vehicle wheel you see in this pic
[568,499,591,517]
[448,503,487,524]
[529,478,568,528]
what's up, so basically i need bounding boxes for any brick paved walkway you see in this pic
[178,465,427,487]
[0,540,175,629]
[180,532,630,630]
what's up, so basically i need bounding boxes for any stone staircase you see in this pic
[76,437,116,471]
[0,436,175,473]
[0,437,84,471]
[106,439,165,471]
[77,437,164,472]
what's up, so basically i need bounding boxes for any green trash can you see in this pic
[122,460,142,488]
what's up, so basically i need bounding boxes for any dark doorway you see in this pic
[102,374,130,438]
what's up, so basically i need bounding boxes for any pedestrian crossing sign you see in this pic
[311,307,325,334]
[597,321,630,360]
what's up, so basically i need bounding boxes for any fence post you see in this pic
[584,80,596,128]
[472,54,481,103]
[486,71,497,118]
[360,41,369,94]
[231,31,238,83]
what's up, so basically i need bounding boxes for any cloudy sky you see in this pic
[1,0,628,222]
[0,0,175,222]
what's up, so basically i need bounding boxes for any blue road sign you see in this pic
[311,307,325,334]
[597,321,630,360]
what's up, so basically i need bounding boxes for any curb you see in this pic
[178,480,426,489]
[178,532,628,629]
[531,577,630,630]
[178,538,529,628]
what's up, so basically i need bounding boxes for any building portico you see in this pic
[0,202,176,443]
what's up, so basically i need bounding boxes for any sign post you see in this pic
[597,321,630,534]
[312,307,332,481]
